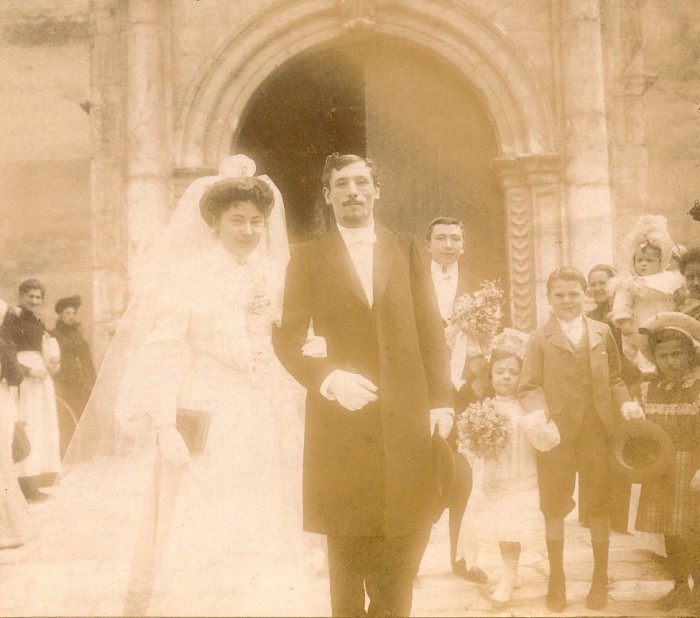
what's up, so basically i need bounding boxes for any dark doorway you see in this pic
[236,36,506,283]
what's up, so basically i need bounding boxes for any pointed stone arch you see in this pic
[174,0,562,330]
[175,0,556,169]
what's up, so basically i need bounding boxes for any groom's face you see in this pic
[323,161,380,228]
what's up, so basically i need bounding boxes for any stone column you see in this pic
[497,155,564,330]
[600,0,653,254]
[89,0,128,362]
[558,0,615,273]
[125,0,169,287]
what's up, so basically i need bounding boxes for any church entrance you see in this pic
[235,36,506,283]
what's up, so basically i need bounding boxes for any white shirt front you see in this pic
[337,222,376,307]
[556,315,585,346]
[430,260,459,321]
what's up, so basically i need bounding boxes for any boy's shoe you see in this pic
[546,574,567,613]
[656,583,691,611]
[452,559,489,584]
[586,581,608,611]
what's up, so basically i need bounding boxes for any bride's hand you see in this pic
[156,424,191,466]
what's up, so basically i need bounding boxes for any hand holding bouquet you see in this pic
[446,280,504,352]
[457,397,512,461]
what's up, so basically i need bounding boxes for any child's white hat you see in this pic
[618,214,674,273]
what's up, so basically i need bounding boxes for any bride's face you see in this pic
[214,200,266,257]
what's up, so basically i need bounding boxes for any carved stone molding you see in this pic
[338,0,377,30]
[496,155,564,329]
[175,0,556,168]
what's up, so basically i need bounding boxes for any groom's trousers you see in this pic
[327,524,431,617]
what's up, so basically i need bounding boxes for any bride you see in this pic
[1,156,316,616]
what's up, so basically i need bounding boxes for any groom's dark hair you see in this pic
[322,153,379,189]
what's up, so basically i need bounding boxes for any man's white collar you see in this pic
[430,260,459,278]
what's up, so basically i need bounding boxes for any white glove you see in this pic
[156,424,191,466]
[430,408,454,439]
[621,400,645,421]
[691,469,700,493]
[326,370,378,411]
[302,335,327,358]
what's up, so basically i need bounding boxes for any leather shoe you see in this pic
[452,559,489,584]
[586,581,608,610]
[546,573,567,612]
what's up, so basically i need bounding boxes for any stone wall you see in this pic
[0,0,92,334]
[641,0,700,250]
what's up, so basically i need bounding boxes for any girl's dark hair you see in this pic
[680,247,700,275]
[199,177,274,227]
[18,278,45,298]
[648,328,695,359]
[489,349,523,371]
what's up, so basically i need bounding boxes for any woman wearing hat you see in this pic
[52,295,96,456]
[633,312,700,611]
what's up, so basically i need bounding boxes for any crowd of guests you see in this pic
[427,213,700,613]
[0,282,94,547]
[0,209,698,615]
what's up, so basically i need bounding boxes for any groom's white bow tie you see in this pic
[342,228,377,249]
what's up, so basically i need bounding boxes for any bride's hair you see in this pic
[199,177,275,227]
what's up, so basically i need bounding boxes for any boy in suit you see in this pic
[518,268,639,612]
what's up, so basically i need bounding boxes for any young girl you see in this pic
[476,329,541,607]
[610,215,684,373]
[635,312,700,611]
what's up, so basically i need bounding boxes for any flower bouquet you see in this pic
[445,280,504,352]
[457,397,512,461]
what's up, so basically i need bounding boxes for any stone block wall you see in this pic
[0,0,92,334]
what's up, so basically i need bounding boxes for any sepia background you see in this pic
[0,0,699,365]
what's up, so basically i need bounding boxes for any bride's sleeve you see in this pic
[115,286,191,429]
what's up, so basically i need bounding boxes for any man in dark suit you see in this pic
[424,217,488,583]
[273,153,454,617]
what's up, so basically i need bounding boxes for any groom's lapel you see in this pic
[319,224,371,309]
[373,224,397,305]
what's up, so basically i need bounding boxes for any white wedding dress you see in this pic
[0,158,320,617]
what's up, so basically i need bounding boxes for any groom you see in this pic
[273,153,454,617]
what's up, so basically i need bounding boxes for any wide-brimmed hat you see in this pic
[638,311,700,363]
[609,419,675,483]
[431,430,455,522]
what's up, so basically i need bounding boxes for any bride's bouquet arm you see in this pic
[116,303,191,465]
[272,245,338,395]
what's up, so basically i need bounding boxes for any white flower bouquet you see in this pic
[457,397,512,461]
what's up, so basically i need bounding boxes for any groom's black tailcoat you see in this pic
[273,223,452,539]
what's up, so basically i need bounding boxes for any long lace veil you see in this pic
[62,155,290,469]
[8,155,295,615]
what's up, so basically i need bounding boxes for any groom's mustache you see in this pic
[343,199,364,206]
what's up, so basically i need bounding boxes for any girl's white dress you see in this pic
[476,396,542,543]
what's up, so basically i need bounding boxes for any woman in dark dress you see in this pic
[586,264,640,533]
[52,295,96,456]
[0,279,61,501]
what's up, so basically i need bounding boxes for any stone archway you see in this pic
[173,0,562,331]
